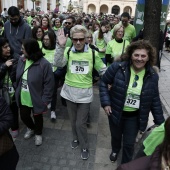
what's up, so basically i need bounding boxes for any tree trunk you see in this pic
[143,0,162,68]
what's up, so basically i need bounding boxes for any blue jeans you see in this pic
[108,114,139,164]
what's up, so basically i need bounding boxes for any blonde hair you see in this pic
[113,24,124,39]
[70,25,88,38]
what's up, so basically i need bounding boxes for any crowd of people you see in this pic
[0,5,168,170]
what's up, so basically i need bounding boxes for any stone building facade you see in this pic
[0,0,136,15]
[83,0,137,16]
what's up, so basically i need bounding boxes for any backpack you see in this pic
[54,47,99,84]
[67,47,99,84]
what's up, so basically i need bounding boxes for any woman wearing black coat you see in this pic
[0,38,19,138]
[99,40,165,164]
[0,97,19,170]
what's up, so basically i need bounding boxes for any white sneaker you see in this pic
[24,128,34,139]
[51,111,56,121]
[35,135,42,146]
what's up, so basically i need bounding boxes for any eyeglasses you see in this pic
[132,75,139,88]
[72,38,85,42]
[65,22,72,25]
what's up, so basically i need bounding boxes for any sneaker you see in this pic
[24,128,34,139]
[35,135,42,146]
[71,140,79,149]
[11,129,19,138]
[81,149,89,160]
[110,151,118,162]
[51,111,56,121]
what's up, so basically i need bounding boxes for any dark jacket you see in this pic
[0,96,13,135]
[0,55,18,89]
[116,146,162,170]
[4,17,32,57]
[99,61,164,131]
[15,57,54,114]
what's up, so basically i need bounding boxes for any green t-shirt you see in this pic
[64,47,105,88]
[66,37,72,48]
[106,39,129,65]
[96,38,107,59]
[123,67,145,111]
[42,48,56,72]
[143,123,165,156]
[27,16,34,26]
[37,40,42,49]
[21,59,34,107]
[53,26,62,31]
[3,72,14,99]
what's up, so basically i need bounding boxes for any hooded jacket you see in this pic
[4,17,32,57]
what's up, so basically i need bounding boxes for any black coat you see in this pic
[0,97,13,135]
[99,61,165,131]
[0,55,18,89]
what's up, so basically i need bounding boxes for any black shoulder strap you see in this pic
[121,40,126,55]
[92,49,95,69]
[67,44,73,60]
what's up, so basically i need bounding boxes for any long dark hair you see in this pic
[98,20,109,40]
[22,38,44,62]
[32,26,44,41]
[42,31,56,50]
[0,38,14,59]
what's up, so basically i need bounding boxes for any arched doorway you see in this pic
[87,4,96,14]
[124,6,132,16]
[100,5,108,14]
[112,5,120,15]
[17,0,24,10]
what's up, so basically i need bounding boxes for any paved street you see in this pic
[14,50,170,170]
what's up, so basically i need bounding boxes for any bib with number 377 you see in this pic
[71,60,89,74]
[124,93,140,109]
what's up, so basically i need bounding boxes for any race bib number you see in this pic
[8,86,14,93]
[124,94,140,109]
[21,79,29,92]
[3,84,14,94]
[71,60,89,74]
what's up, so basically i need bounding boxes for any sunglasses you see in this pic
[132,75,139,88]
[65,22,72,25]
[72,38,85,42]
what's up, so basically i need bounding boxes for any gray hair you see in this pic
[70,25,88,38]
[113,24,124,39]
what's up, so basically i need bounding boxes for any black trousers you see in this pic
[51,74,59,111]
[0,145,19,170]
[20,105,43,135]
[10,102,19,131]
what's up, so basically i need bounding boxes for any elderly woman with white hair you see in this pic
[105,24,129,66]
[54,25,106,160]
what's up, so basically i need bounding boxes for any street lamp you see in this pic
[31,0,36,10]
[68,0,73,12]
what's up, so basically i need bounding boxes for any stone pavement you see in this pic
[14,51,170,170]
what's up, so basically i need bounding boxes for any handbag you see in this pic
[0,132,14,156]
[0,88,10,105]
